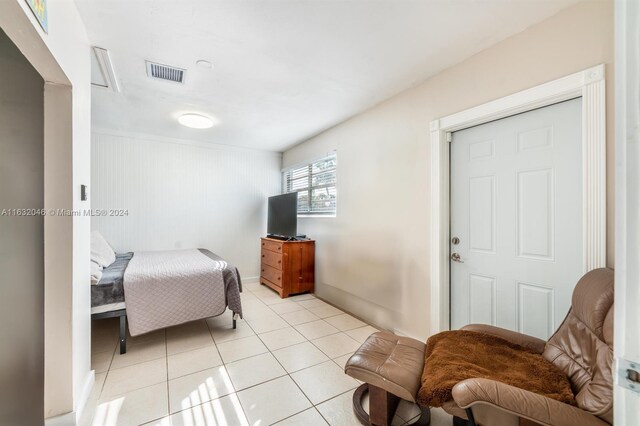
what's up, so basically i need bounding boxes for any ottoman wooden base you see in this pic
[352,383,431,426]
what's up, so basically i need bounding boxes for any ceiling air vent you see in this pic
[146,61,186,84]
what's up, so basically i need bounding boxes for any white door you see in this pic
[450,98,583,340]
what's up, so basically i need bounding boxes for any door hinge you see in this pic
[446,132,452,143]
[616,357,640,393]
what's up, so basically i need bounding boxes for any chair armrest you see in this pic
[452,378,608,426]
[461,324,546,354]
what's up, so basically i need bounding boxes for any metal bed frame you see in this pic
[91,308,238,355]
[91,308,128,354]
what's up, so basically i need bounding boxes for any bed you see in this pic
[91,248,243,354]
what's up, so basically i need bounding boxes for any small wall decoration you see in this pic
[25,0,48,33]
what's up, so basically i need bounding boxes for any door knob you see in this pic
[451,253,464,263]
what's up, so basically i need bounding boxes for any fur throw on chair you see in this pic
[417,330,576,407]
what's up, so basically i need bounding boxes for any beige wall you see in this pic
[283,0,614,340]
[0,0,92,421]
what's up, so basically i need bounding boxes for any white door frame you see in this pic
[614,0,640,420]
[429,64,607,335]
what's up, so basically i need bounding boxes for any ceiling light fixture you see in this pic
[196,59,213,69]
[178,113,215,129]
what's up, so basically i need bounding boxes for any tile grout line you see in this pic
[93,341,118,403]
[102,342,167,372]
[238,287,337,423]
[85,334,119,425]
[229,299,293,424]
[164,328,169,420]
[206,312,255,423]
[239,286,400,424]
[315,388,356,425]
[249,300,319,426]
[93,298,248,422]
[162,317,227,420]
[131,329,172,426]
[245,286,366,424]
[248,286,386,424]
[231,290,360,422]
[91,286,383,425]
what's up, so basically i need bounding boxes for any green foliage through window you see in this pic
[283,154,337,216]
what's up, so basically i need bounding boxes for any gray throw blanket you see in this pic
[124,249,242,336]
[91,252,133,307]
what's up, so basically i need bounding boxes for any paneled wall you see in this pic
[92,131,281,279]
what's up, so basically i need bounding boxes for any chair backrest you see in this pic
[542,268,614,424]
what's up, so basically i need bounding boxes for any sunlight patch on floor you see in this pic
[92,397,124,426]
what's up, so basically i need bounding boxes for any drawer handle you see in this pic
[277,277,281,280]
[278,260,281,263]
[262,254,265,257]
[262,269,265,272]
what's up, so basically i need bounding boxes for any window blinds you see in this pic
[283,154,337,215]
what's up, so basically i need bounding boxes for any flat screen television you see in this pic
[267,193,298,238]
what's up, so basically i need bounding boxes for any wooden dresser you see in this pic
[260,237,315,298]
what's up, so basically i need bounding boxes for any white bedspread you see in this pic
[123,249,226,336]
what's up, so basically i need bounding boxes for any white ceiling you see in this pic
[75,0,582,152]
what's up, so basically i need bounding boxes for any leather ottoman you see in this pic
[345,331,430,426]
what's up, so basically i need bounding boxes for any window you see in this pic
[283,153,337,216]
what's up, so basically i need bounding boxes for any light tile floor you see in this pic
[81,282,453,426]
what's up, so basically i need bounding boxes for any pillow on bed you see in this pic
[91,231,116,268]
[91,260,103,285]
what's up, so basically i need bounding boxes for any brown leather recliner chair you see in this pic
[445,268,614,426]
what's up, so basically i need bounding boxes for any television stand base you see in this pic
[266,234,308,241]
[266,234,293,241]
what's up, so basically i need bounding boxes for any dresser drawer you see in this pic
[261,264,282,287]
[262,250,283,269]
[261,239,283,254]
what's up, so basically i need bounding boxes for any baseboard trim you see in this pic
[45,370,95,426]
[312,292,394,338]
[392,328,411,337]
[243,276,259,284]
[45,410,76,426]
